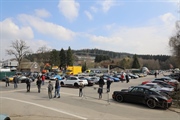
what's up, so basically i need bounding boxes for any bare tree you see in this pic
[36,45,51,63]
[6,39,31,70]
[169,21,180,66]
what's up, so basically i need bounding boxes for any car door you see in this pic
[125,87,145,103]
[66,76,77,86]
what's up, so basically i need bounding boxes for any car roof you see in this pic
[135,85,152,89]
[145,83,158,85]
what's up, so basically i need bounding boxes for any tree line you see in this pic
[6,36,180,71]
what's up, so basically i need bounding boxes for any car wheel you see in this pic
[116,94,123,102]
[146,99,156,109]
[60,82,64,86]
[74,83,79,87]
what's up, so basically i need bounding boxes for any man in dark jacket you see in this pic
[13,75,18,89]
[98,76,105,93]
[5,76,10,87]
[26,77,31,92]
[125,74,130,83]
[106,79,112,93]
[54,79,60,98]
[36,77,42,93]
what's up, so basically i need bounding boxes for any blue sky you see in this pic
[0,0,178,60]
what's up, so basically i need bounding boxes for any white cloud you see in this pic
[87,13,176,55]
[18,14,76,40]
[58,0,80,22]
[90,6,98,13]
[34,9,51,18]
[84,11,93,20]
[0,18,34,40]
[0,18,34,60]
[159,12,176,24]
[99,0,116,12]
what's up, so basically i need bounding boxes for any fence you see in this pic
[0,71,16,80]
[81,85,111,104]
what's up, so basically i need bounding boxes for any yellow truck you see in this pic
[66,66,82,75]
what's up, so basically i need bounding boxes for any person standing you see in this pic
[5,76,10,87]
[26,77,32,92]
[36,77,42,93]
[98,87,103,99]
[54,79,60,98]
[13,75,18,89]
[125,74,130,83]
[48,81,53,99]
[98,76,105,93]
[41,74,45,85]
[121,73,125,82]
[79,82,84,97]
[106,79,112,93]
[154,71,157,78]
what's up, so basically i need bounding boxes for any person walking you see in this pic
[54,79,60,98]
[106,79,112,93]
[79,82,84,97]
[48,81,53,99]
[125,74,130,83]
[5,76,10,87]
[41,74,45,85]
[36,77,42,93]
[98,76,105,93]
[13,75,18,89]
[98,87,103,99]
[26,77,32,92]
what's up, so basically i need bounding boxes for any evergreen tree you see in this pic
[59,48,66,69]
[132,54,140,69]
[66,46,73,66]
[50,49,60,66]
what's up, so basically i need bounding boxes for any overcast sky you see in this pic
[0,0,179,60]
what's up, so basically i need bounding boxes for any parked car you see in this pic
[112,85,172,109]
[128,73,139,79]
[60,76,88,87]
[49,74,62,80]
[17,75,27,83]
[109,76,120,82]
[1,75,14,82]
[8,75,14,82]
[142,83,175,96]
[103,75,117,82]
[45,72,55,79]
[79,77,94,86]
[89,76,100,84]
[0,114,11,120]
[151,80,175,89]
[154,77,179,87]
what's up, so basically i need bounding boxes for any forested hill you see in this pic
[73,48,132,58]
[73,48,170,62]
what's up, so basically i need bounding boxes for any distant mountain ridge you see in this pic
[73,48,170,62]
[73,48,132,58]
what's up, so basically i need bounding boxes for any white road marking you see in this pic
[0,97,87,120]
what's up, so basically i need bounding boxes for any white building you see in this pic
[2,59,18,68]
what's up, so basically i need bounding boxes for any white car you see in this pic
[60,76,88,87]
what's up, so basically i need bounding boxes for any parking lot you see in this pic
[0,74,180,120]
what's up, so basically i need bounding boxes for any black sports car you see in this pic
[112,85,172,109]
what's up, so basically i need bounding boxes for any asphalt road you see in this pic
[0,73,180,120]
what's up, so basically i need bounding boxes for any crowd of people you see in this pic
[4,74,60,99]
[4,73,130,100]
